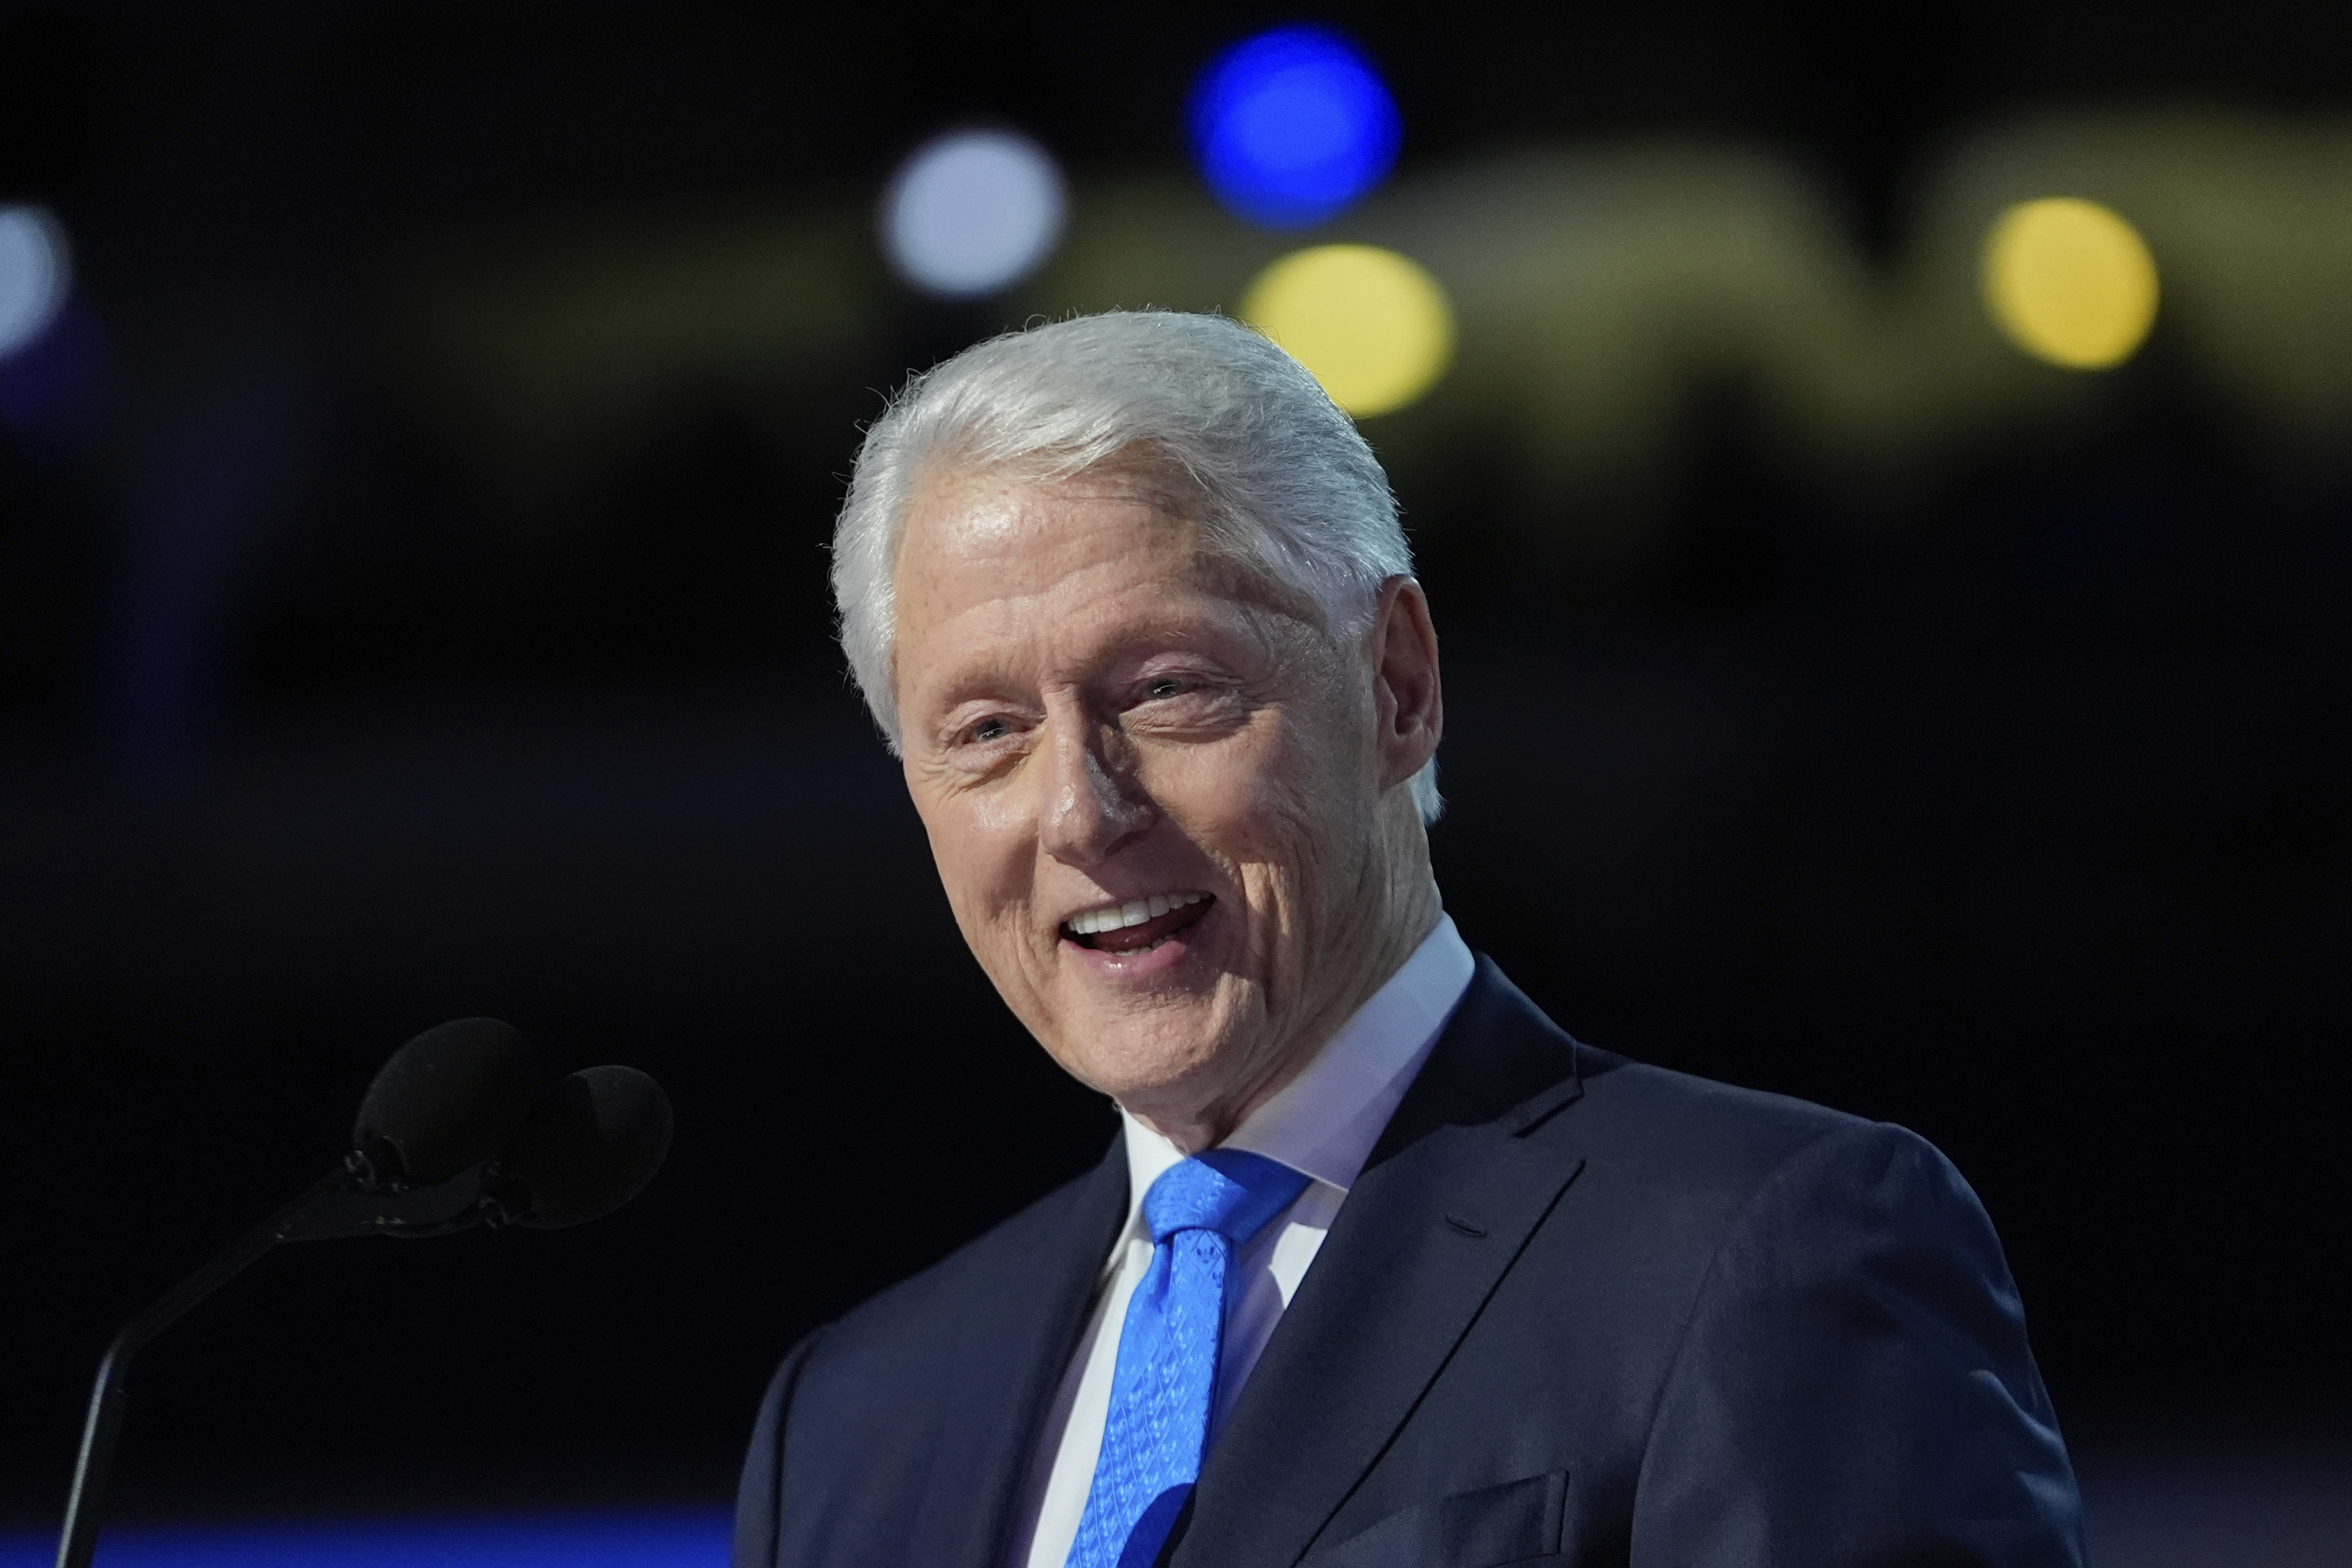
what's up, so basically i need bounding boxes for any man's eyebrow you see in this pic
[928,636,1217,713]
[910,595,1279,716]
[1086,614,1266,674]
[925,661,1032,714]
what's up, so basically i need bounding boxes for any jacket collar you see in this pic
[1165,956,1591,1568]
[938,1135,1130,1568]
[1114,914,1478,1234]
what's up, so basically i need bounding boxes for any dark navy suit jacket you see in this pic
[736,959,2085,1567]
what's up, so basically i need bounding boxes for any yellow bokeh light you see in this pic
[1980,197,2160,370]
[1240,244,1454,416]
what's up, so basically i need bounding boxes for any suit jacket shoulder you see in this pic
[739,957,2085,1568]
[734,1140,1126,1568]
[1177,959,2083,1568]
[804,1142,1123,1394]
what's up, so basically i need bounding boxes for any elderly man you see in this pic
[735,312,2083,1568]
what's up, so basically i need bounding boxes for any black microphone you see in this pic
[352,1016,542,1185]
[54,1019,673,1568]
[495,1065,675,1229]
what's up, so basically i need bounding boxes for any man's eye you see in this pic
[1143,678,1189,700]
[970,717,1012,743]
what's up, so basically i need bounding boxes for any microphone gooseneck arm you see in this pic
[52,1155,508,1568]
[50,1015,671,1568]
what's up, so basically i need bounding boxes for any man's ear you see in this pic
[1370,575,1442,790]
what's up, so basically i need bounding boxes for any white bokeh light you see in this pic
[882,129,1066,298]
[0,206,70,358]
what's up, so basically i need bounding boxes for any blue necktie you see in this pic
[1063,1148,1311,1568]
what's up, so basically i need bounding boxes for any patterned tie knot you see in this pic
[1143,1148,1311,1248]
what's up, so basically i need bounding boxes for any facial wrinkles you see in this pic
[919,469,1030,547]
[1256,724,1366,1044]
[1044,712,1142,860]
[894,459,1425,1139]
[1153,648,1366,1107]
[908,464,1312,731]
[1110,645,1360,1064]
[914,595,1182,766]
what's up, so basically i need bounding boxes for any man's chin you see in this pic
[1048,1021,1249,1125]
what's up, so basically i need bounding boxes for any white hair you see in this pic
[831,309,1441,824]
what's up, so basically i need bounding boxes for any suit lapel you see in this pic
[1167,960,1592,1568]
[914,1136,1130,1568]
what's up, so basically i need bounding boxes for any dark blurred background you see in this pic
[2,1,2347,1560]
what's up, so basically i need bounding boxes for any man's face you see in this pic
[890,459,1428,1140]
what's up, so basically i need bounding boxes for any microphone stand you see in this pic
[53,1155,506,1568]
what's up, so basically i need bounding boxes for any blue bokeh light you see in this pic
[1188,26,1402,229]
[0,1507,729,1567]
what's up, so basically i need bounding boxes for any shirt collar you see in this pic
[1116,914,1476,1233]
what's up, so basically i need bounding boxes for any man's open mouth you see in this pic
[1060,892,1214,954]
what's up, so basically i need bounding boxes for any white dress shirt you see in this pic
[1005,915,1478,1568]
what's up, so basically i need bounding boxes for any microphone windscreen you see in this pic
[352,1018,543,1185]
[498,1066,674,1229]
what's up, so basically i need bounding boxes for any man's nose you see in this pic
[1037,721,1154,866]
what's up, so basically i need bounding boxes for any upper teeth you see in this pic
[1067,892,1206,936]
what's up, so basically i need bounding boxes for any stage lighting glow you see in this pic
[882,129,1066,298]
[1190,27,1402,229]
[0,1507,727,1567]
[1241,244,1452,417]
[0,205,70,359]
[1981,197,2159,369]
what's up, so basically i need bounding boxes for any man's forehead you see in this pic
[890,459,1336,699]
[899,455,1203,561]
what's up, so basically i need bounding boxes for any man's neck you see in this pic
[1130,879,1445,1153]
